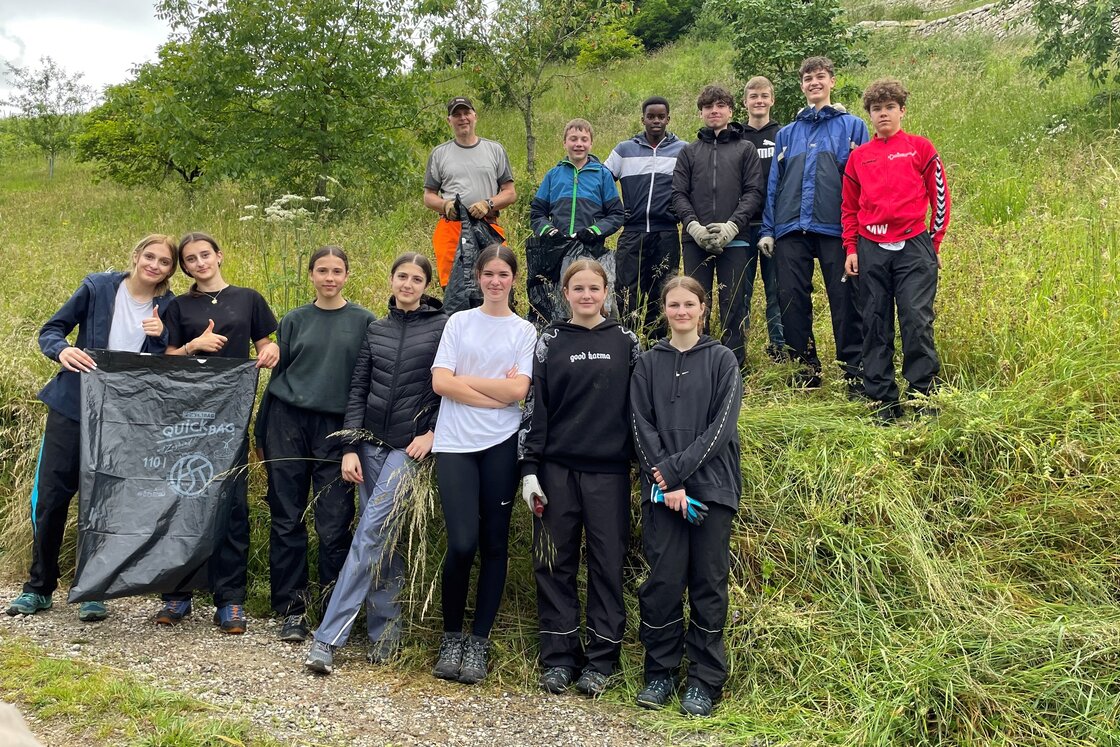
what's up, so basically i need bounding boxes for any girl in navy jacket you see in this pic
[7,235,178,623]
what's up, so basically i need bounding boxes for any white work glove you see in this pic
[706,221,739,250]
[758,236,775,257]
[522,474,547,516]
[685,220,713,248]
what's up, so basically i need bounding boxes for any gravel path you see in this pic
[0,585,680,747]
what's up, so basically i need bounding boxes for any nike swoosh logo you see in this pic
[500,500,513,506]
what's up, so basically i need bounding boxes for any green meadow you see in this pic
[2,24,1119,746]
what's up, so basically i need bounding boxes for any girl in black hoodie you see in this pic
[302,253,446,675]
[629,276,742,717]
[519,258,640,697]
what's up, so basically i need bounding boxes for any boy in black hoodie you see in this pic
[671,84,764,368]
[740,77,785,362]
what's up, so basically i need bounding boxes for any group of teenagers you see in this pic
[7,55,951,719]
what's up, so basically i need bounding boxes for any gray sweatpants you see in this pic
[314,443,413,648]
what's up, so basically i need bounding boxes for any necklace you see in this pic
[197,286,228,305]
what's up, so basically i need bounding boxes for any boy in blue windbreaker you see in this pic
[529,119,625,325]
[759,57,869,393]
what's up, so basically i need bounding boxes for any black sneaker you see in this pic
[279,614,309,642]
[872,400,903,425]
[765,344,786,364]
[458,634,491,684]
[432,632,463,680]
[636,676,677,710]
[680,683,715,717]
[791,370,822,390]
[574,668,609,696]
[367,637,398,665]
[540,666,574,694]
[844,377,866,401]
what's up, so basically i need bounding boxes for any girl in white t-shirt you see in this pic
[430,244,537,686]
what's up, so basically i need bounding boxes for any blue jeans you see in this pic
[314,444,413,648]
[745,225,784,349]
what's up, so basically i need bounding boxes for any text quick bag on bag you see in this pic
[68,350,258,603]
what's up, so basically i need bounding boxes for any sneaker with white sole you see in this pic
[304,640,336,674]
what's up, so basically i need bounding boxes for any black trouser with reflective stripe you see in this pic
[857,233,940,403]
[615,229,681,341]
[638,499,733,696]
[775,230,863,379]
[683,240,751,367]
[534,462,630,675]
[263,398,355,617]
[24,408,80,596]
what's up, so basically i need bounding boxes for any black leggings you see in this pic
[436,433,519,637]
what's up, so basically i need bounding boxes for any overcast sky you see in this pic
[0,0,171,110]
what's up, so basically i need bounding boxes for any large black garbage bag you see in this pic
[526,236,616,328]
[68,350,259,603]
[443,195,506,315]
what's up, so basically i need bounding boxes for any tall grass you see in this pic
[1,29,1119,745]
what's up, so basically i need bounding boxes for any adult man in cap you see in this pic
[424,97,517,288]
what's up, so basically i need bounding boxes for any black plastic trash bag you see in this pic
[443,195,506,315]
[68,350,259,603]
[526,236,616,328]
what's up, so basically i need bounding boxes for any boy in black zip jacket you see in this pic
[518,259,640,696]
[672,85,764,367]
[629,276,742,717]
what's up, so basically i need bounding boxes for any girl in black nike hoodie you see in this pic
[519,258,640,696]
[629,275,741,717]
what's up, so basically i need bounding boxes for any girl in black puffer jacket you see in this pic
[303,253,446,674]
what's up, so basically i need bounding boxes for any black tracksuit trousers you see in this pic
[775,231,863,379]
[638,499,734,696]
[24,408,80,596]
[857,233,940,403]
[683,240,751,367]
[534,462,630,676]
[263,398,355,617]
[615,229,681,341]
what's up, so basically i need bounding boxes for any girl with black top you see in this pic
[6,235,178,623]
[519,258,639,696]
[430,244,537,685]
[303,253,447,674]
[155,232,279,634]
[258,247,375,642]
[629,276,742,718]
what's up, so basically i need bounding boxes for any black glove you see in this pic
[575,226,601,244]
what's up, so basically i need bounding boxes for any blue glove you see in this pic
[649,484,708,525]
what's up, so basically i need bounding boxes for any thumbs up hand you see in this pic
[188,318,227,355]
[141,305,164,337]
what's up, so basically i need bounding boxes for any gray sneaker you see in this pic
[304,640,335,675]
[432,632,464,680]
[574,668,609,696]
[457,634,491,685]
[279,614,309,642]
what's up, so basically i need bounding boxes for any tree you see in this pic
[3,57,94,178]
[718,0,867,123]
[154,0,424,195]
[421,0,629,179]
[629,0,705,49]
[1020,0,1120,85]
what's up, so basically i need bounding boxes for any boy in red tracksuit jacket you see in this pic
[841,78,951,421]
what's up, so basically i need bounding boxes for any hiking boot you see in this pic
[574,668,609,697]
[304,640,335,675]
[679,683,715,717]
[213,604,247,634]
[872,400,903,425]
[432,632,463,680]
[7,592,52,616]
[458,634,491,685]
[367,637,399,665]
[278,614,309,642]
[845,377,867,402]
[78,601,108,622]
[636,675,677,710]
[155,599,192,625]
[765,344,786,364]
[539,666,574,694]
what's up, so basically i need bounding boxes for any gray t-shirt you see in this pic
[424,137,514,205]
[107,281,154,352]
